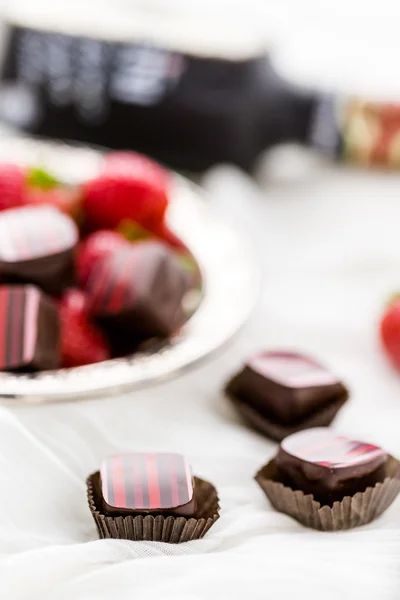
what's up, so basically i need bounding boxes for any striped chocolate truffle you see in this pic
[86,242,187,342]
[227,351,348,425]
[276,427,388,504]
[0,284,60,371]
[100,452,196,516]
[0,205,78,295]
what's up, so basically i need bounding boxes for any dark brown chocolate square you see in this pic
[87,242,187,345]
[226,351,348,440]
[0,205,78,295]
[0,284,60,371]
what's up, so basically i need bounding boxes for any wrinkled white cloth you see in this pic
[2,0,400,598]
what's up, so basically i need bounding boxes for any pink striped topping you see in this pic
[281,427,386,468]
[23,287,39,363]
[184,454,193,500]
[100,452,194,510]
[146,453,161,508]
[10,287,24,366]
[169,453,180,507]
[132,454,144,507]
[0,289,7,368]
[248,351,339,389]
[87,247,143,315]
[0,286,40,368]
[0,205,77,262]
[87,243,176,317]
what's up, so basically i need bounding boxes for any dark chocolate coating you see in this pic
[226,351,348,425]
[87,242,187,351]
[0,249,76,297]
[0,206,78,296]
[0,284,60,371]
[275,428,388,506]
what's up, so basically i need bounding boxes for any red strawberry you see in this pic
[0,164,26,211]
[82,151,169,232]
[76,230,129,287]
[380,296,400,370]
[103,151,166,178]
[118,218,188,251]
[26,187,83,222]
[25,167,82,222]
[60,289,110,367]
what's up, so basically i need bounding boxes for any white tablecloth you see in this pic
[3,1,400,599]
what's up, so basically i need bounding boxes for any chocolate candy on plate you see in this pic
[226,350,349,440]
[0,284,60,371]
[256,427,400,531]
[0,205,78,295]
[86,242,187,348]
[87,452,220,542]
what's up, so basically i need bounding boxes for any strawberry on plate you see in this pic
[27,186,82,222]
[117,218,188,252]
[103,151,167,180]
[60,288,110,367]
[0,163,26,211]
[0,164,83,221]
[25,167,82,222]
[82,151,169,232]
[76,230,129,287]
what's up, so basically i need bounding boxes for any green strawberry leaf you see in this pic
[117,219,153,242]
[27,167,60,190]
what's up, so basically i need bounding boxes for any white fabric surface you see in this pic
[2,1,400,599]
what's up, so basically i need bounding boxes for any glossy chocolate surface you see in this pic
[227,351,348,425]
[0,205,78,295]
[0,284,60,371]
[100,452,196,517]
[276,427,388,505]
[87,242,187,347]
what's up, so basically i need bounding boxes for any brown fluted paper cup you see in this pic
[255,456,400,531]
[87,472,220,543]
[228,392,348,442]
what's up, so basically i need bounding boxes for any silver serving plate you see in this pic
[0,136,258,402]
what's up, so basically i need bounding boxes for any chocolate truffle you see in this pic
[0,205,78,295]
[100,452,196,516]
[226,351,348,440]
[86,452,220,542]
[276,427,388,505]
[86,242,187,344]
[0,284,60,371]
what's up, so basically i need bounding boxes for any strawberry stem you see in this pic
[27,167,60,190]
[117,219,152,242]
